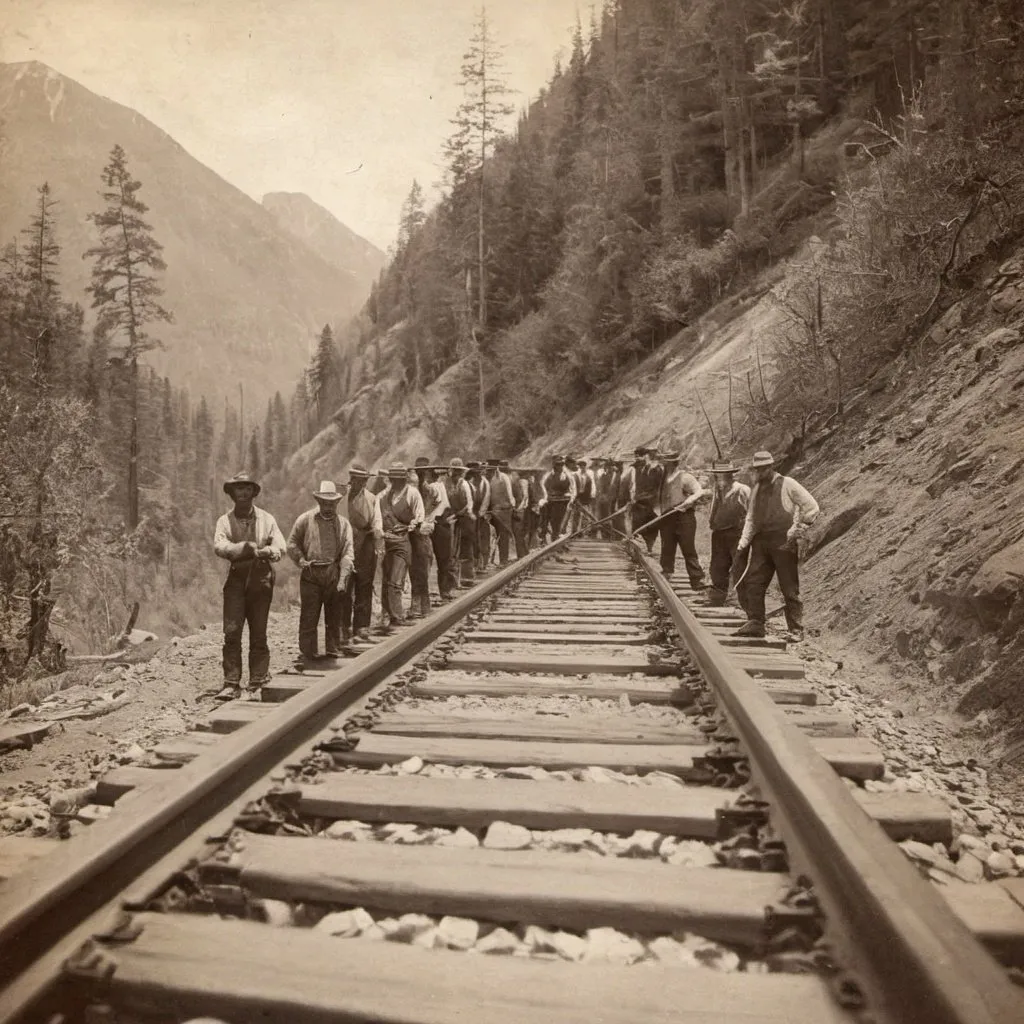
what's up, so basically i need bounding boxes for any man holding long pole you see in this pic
[655,451,706,587]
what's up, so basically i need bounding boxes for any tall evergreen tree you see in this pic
[84,145,173,530]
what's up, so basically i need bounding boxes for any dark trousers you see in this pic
[547,500,569,538]
[476,518,492,570]
[738,530,803,630]
[298,563,342,657]
[658,509,705,585]
[409,531,432,615]
[612,505,629,538]
[341,531,377,635]
[490,508,515,564]
[432,520,456,597]
[382,536,411,623]
[595,500,612,539]
[222,562,274,684]
[455,514,476,583]
[632,502,658,552]
[708,528,742,603]
[524,507,542,549]
[511,509,528,558]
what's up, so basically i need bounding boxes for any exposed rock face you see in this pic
[0,61,369,406]
[970,538,1024,629]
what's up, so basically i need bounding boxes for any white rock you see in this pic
[665,841,719,868]
[386,914,436,943]
[544,828,597,850]
[483,821,533,850]
[316,909,371,937]
[323,820,372,839]
[411,926,441,948]
[523,924,558,952]
[900,840,939,865]
[397,756,425,775]
[548,931,588,962]
[623,830,662,857]
[437,916,480,950]
[260,899,295,927]
[643,771,687,789]
[434,827,480,849]
[956,851,986,884]
[583,926,646,964]
[985,851,1015,879]
[474,926,521,954]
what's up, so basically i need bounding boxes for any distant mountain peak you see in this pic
[262,191,384,283]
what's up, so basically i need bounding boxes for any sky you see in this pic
[1,0,586,250]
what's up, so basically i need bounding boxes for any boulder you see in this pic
[483,821,533,850]
[981,327,1021,349]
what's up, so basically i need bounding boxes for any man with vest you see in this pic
[213,472,287,699]
[408,457,439,618]
[467,460,491,573]
[483,459,516,565]
[418,458,455,604]
[615,454,633,536]
[705,460,750,607]
[509,463,530,558]
[287,480,355,662]
[378,464,425,632]
[632,447,664,554]
[592,457,612,538]
[656,452,706,587]
[734,451,820,639]
[525,467,548,549]
[445,458,477,588]
[575,458,596,533]
[542,454,576,538]
[340,463,384,645]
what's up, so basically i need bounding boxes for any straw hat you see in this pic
[313,480,344,501]
[750,451,776,468]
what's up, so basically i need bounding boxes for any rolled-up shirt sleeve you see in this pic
[338,519,355,575]
[213,514,247,561]
[262,513,288,561]
[785,479,820,527]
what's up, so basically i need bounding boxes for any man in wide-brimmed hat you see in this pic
[340,463,384,645]
[522,466,547,550]
[444,458,476,588]
[411,457,451,613]
[507,461,530,558]
[287,480,355,661]
[465,460,491,574]
[655,452,706,587]
[733,451,819,640]
[377,463,425,632]
[704,460,750,607]
[483,458,517,565]
[541,454,576,540]
[631,447,664,554]
[213,472,287,698]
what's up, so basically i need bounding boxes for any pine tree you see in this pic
[306,323,338,425]
[263,397,276,470]
[84,145,173,530]
[247,425,261,477]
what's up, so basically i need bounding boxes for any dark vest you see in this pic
[546,470,572,502]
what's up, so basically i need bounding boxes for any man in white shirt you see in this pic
[484,458,517,565]
[213,472,287,697]
[415,457,453,608]
[378,464,425,632]
[656,451,706,587]
[445,458,477,588]
[705,460,750,607]
[541,455,576,539]
[467,460,491,573]
[734,450,820,639]
[341,463,384,645]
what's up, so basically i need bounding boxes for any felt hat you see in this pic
[485,458,502,467]
[348,463,370,479]
[750,450,776,468]
[661,451,681,463]
[633,446,647,457]
[498,458,510,469]
[313,480,344,501]
[552,454,565,465]
[710,459,739,474]
[223,472,261,497]
[466,460,482,470]
[387,463,409,479]
[414,457,431,468]
[449,457,466,472]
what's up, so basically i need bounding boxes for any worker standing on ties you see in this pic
[286,480,355,662]
[483,459,516,565]
[655,453,706,588]
[409,457,440,618]
[419,459,455,603]
[378,463,425,633]
[734,451,819,640]
[631,447,664,554]
[593,458,612,538]
[508,462,530,559]
[615,454,633,535]
[575,458,596,533]
[542,455,576,538]
[213,472,287,699]
[704,460,750,607]
[525,467,548,548]
[445,458,476,588]
[466,460,491,574]
[341,463,383,646]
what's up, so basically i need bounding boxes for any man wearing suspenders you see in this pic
[445,457,477,588]
[341,463,384,646]
[378,464,425,632]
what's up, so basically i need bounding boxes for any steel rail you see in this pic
[630,543,1024,1024]
[0,531,576,1021]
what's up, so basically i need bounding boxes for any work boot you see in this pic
[733,620,766,638]
[214,683,241,701]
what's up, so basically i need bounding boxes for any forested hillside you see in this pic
[291,0,1023,459]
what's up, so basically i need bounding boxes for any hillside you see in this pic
[0,61,368,407]
[262,191,385,291]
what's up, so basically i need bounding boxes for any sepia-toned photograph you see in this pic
[1,0,1023,1021]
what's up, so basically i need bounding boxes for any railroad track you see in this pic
[0,535,1022,1024]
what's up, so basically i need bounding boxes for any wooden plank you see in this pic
[202,700,275,734]
[445,653,677,675]
[729,656,806,680]
[298,773,730,836]
[0,720,52,752]
[465,631,649,646]
[852,791,951,844]
[371,711,707,745]
[102,913,849,1024]
[0,837,60,885]
[780,709,856,738]
[410,673,817,706]
[239,834,785,944]
[475,622,647,635]
[94,766,182,804]
[334,733,710,778]
[939,881,1024,965]
[806,737,884,781]
[151,731,222,764]
[485,614,651,625]
[261,677,316,702]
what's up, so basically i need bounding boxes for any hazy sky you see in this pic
[1,0,585,249]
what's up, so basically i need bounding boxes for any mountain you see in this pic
[0,61,369,407]
[262,191,385,290]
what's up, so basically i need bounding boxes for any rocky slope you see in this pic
[0,61,368,407]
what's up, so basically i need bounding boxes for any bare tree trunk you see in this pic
[128,358,140,531]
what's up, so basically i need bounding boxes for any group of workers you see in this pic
[212,448,819,699]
